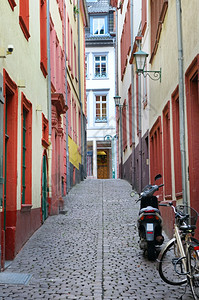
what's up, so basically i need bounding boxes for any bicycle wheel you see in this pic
[157,238,187,285]
[187,246,199,300]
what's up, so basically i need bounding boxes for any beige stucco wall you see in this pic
[0,1,48,209]
[148,0,199,200]
[149,0,199,128]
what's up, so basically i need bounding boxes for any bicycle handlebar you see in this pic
[159,202,189,222]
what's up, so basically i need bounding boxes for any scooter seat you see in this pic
[139,206,160,215]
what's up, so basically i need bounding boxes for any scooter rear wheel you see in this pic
[147,241,156,261]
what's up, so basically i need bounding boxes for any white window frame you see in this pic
[85,54,89,78]
[95,94,108,123]
[93,17,105,35]
[94,54,108,78]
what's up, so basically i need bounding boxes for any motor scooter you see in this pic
[131,174,164,260]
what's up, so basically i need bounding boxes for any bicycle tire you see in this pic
[187,246,199,300]
[157,238,187,285]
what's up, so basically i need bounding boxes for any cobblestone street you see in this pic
[0,179,194,299]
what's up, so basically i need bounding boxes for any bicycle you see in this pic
[157,202,199,299]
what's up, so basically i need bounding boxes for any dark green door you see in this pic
[42,155,48,222]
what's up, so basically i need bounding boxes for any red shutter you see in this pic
[163,101,172,199]
[40,0,48,77]
[172,87,182,199]
[142,0,147,35]
[128,85,132,146]
[150,116,163,192]
[19,0,30,40]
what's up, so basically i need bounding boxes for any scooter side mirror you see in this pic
[154,174,162,181]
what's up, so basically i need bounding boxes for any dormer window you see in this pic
[93,17,105,35]
[90,16,107,35]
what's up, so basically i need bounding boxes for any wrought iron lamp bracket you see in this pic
[138,68,161,82]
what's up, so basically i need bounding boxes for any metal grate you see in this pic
[0,272,32,285]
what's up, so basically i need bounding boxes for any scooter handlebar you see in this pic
[158,184,164,188]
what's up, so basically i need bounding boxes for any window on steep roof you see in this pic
[93,18,105,35]
[90,16,108,35]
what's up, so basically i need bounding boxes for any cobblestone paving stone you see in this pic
[0,179,195,299]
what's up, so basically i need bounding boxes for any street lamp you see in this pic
[133,50,161,82]
[114,95,121,107]
[114,96,123,179]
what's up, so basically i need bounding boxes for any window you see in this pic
[95,95,107,122]
[142,0,147,36]
[150,0,168,62]
[122,100,127,150]
[74,44,77,80]
[149,116,163,197]
[67,83,72,136]
[94,55,107,78]
[120,1,131,80]
[42,113,49,148]
[128,85,132,146]
[21,93,32,206]
[85,55,88,78]
[93,18,105,35]
[72,99,77,142]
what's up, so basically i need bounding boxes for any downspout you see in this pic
[0,74,4,257]
[47,0,51,136]
[115,9,118,178]
[176,0,188,206]
[115,10,118,96]
[77,0,84,180]
[130,0,135,188]
[115,9,123,178]
[47,0,52,202]
[63,0,70,193]
[138,40,142,193]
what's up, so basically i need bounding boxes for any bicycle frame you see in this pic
[173,223,188,274]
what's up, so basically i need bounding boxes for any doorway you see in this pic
[186,63,199,212]
[97,150,109,179]
[3,71,18,260]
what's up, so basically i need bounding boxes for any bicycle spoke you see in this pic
[188,247,199,299]
[158,239,187,285]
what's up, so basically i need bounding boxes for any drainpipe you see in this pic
[77,0,84,180]
[63,1,70,193]
[46,0,53,202]
[115,10,118,96]
[130,0,135,189]
[136,39,142,193]
[138,70,142,193]
[0,73,4,230]
[176,0,188,206]
[115,9,119,179]
[115,9,123,178]
[47,0,51,136]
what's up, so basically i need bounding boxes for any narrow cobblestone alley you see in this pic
[0,179,194,299]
